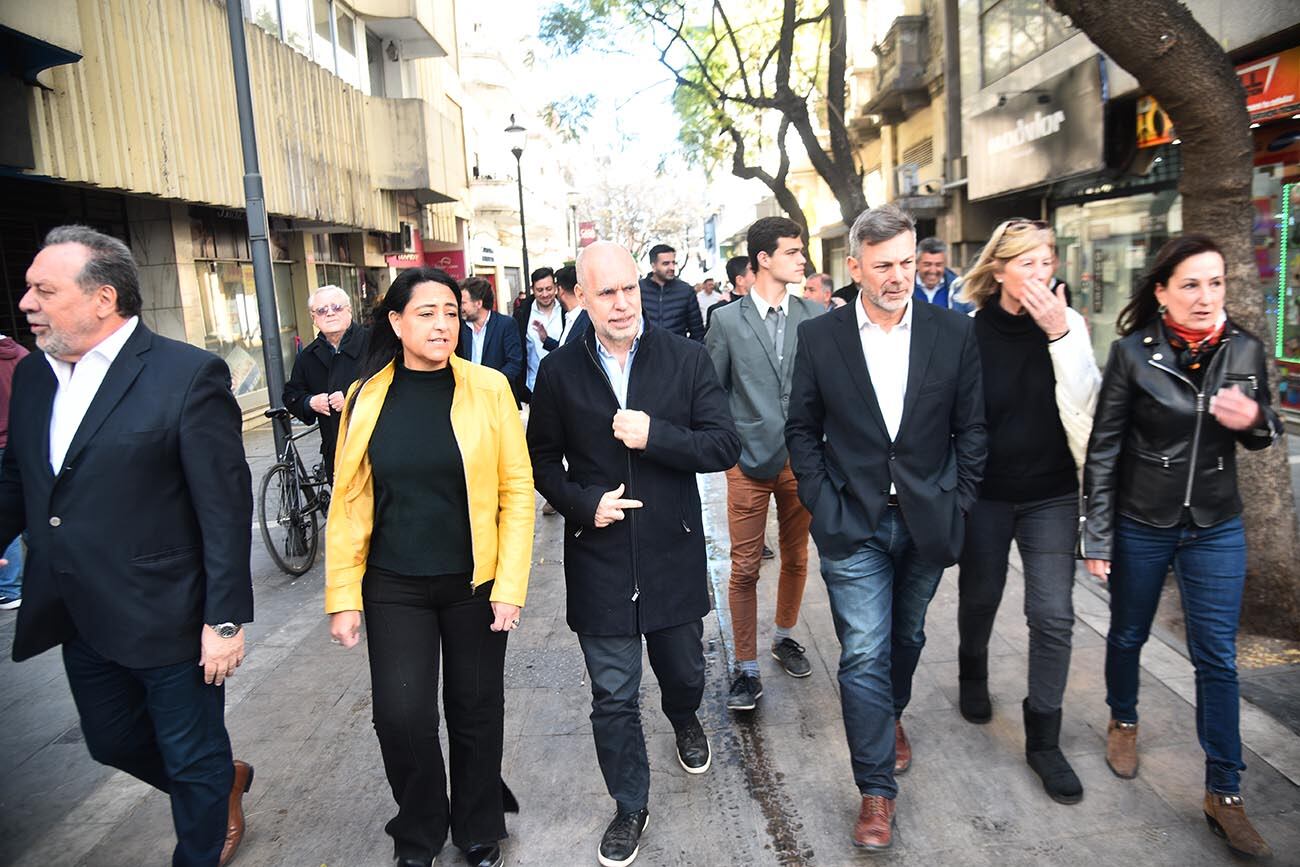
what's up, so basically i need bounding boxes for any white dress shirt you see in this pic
[47,316,140,473]
[558,306,580,345]
[525,301,563,391]
[595,319,643,409]
[856,299,911,494]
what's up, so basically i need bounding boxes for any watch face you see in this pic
[216,624,240,639]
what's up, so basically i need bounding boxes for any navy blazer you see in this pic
[562,309,591,345]
[0,324,253,667]
[457,310,524,386]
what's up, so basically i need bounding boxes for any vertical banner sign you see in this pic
[578,221,597,247]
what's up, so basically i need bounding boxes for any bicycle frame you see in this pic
[274,416,330,516]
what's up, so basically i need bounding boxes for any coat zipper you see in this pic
[584,341,641,607]
[1147,340,1231,510]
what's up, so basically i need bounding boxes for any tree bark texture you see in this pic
[1048,0,1299,636]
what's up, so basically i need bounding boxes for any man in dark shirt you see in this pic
[639,244,704,341]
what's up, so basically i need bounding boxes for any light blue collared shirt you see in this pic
[595,319,643,409]
[469,311,490,365]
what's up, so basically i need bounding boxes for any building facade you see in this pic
[0,0,469,417]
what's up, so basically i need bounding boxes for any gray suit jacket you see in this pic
[706,292,822,479]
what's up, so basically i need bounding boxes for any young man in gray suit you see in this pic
[706,217,821,711]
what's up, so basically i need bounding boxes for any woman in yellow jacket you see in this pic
[325,266,533,867]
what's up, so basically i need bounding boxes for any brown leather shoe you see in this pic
[1105,720,1138,779]
[219,760,254,867]
[1204,792,1273,858]
[893,720,912,774]
[853,795,896,850]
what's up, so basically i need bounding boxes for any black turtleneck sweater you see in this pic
[366,362,473,576]
[973,297,1078,503]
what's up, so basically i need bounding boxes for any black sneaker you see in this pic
[771,638,812,678]
[598,807,649,867]
[674,718,711,774]
[761,544,775,560]
[726,673,763,711]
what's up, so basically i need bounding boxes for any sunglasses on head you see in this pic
[311,302,348,316]
[1006,219,1050,230]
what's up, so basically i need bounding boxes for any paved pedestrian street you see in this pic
[0,425,1296,866]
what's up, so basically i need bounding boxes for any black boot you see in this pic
[1023,699,1083,805]
[958,651,992,723]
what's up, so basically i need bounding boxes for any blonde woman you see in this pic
[326,266,534,867]
[954,219,1100,804]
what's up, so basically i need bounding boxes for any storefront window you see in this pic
[1275,183,1300,411]
[196,261,299,398]
[980,0,1075,85]
[1054,191,1182,365]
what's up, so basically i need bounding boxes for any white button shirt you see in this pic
[855,296,912,441]
[469,311,490,365]
[47,316,140,473]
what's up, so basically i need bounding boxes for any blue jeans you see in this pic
[820,507,945,798]
[63,636,234,866]
[0,446,21,599]
[1105,514,1246,794]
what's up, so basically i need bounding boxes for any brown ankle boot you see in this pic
[1203,792,1272,858]
[1105,720,1138,779]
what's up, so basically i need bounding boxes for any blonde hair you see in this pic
[958,220,1055,309]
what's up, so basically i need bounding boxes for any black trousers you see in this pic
[577,620,705,814]
[62,636,233,867]
[363,569,508,860]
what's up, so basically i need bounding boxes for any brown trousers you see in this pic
[725,462,812,663]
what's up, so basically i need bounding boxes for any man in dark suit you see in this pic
[706,217,820,713]
[527,241,739,867]
[0,226,255,867]
[553,264,591,346]
[512,267,566,404]
[282,284,367,482]
[457,275,524,400]
[786,204,986,851]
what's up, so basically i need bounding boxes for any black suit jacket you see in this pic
[562,309,591,345]
[526,325,740,636]
[0,325,254,667]
[283,322,368,466]
[458,311,525,384]
[785,301,986,564]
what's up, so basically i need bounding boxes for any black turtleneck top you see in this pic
[366,362,473,576]
[973,297,1078,503]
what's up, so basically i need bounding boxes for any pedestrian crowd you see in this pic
[0,205,1283,867]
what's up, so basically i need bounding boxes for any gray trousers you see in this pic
[957,493,1078,714]
[577,620,705,814]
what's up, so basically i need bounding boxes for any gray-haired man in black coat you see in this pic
[526,241,739,867]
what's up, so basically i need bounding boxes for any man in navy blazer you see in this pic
[554,264,590,346]
[457,275,524,401]
[0,226,255,866]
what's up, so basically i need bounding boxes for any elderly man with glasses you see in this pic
[283,284,369,482]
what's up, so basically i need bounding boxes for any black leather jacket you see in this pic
[1081,319,1281,561]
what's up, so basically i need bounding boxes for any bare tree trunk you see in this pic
[1049,0,1300,636]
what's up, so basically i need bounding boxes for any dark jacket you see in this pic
[640,275,704,341]
[0,336,30,449]
[785,301,987,564]
[283,322,368,469]
[457,310,525,393]
[0,325,253,666]
[1081,319,1281,561]
[913,268,972,313]
[562,308,591,345]
[512,296,566,400]
[526,324,740,635]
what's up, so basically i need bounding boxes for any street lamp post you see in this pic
[504,115,530,296]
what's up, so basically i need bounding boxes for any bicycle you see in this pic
[257,408,332,576]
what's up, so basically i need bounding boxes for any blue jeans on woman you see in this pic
[1105,513,1247,794]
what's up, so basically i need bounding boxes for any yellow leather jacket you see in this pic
[324,354,533,612]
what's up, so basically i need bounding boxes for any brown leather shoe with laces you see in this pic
[219,760,254,866]
[1105,720,1138,779]
[894,720,912,774]
[1204,792,1272,858]
[853,795,896,850]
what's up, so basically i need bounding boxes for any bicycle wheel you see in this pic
[258,462,319,576]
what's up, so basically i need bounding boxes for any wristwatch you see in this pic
[209,622,242,639]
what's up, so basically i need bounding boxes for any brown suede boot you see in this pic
[1203,792,1273,858]
[1105,720,1138,779]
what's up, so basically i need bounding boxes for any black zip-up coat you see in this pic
[526,324,740,635]
[283,323,368,470]
[1081,318,1281,561]
[639,275,705,341]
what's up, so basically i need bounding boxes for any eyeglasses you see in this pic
[311,303,348,316]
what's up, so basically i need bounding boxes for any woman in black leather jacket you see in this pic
[1082,234,1281,858]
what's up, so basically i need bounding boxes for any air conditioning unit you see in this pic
[896,163,920,197]
[399,221,415,252]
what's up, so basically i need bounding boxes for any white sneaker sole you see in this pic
[597,815,649,867]
[727,688,763,712]
[0,599,21,610]
[677,740,711,774]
